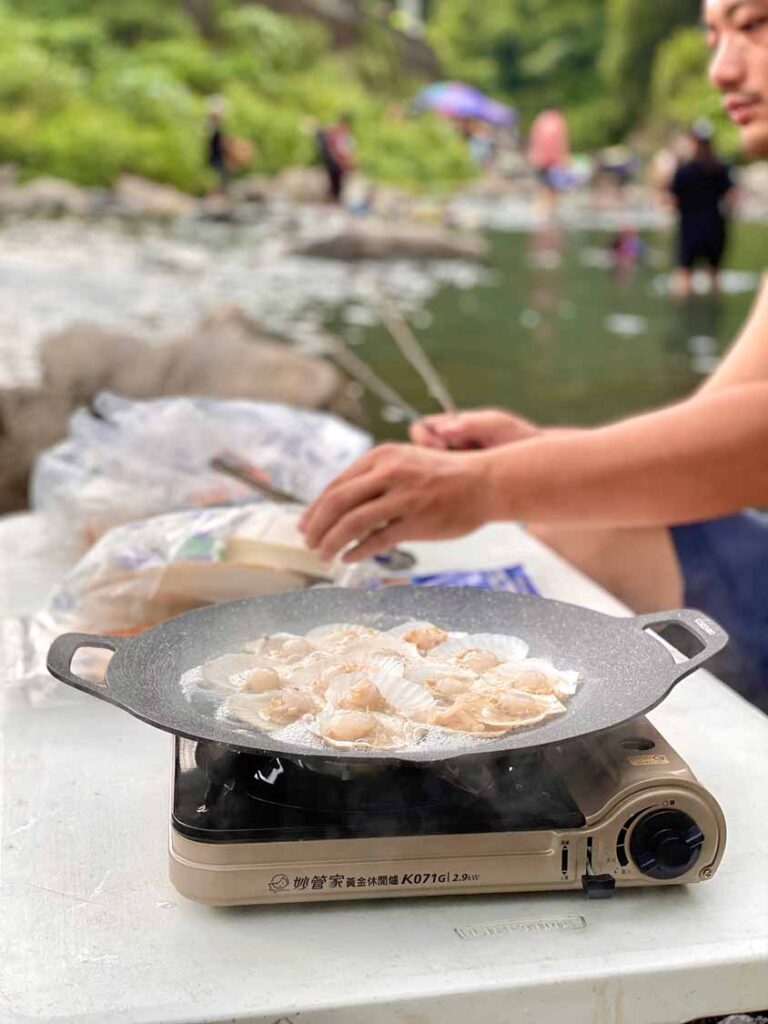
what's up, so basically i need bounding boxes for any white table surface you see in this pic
[1,512,767,1024]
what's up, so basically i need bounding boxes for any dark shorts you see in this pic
[324,162,345,202]
[671,511,768,711]
[535,167,558,190]
[678,225,726,270]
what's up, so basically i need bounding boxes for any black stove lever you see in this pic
[581,873,616,899]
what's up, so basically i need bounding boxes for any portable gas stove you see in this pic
[169,715,726,905]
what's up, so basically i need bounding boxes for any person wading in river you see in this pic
[300,0,768,710]
[670,119,736,297]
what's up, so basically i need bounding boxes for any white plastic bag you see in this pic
[31,392,370,545]
[2,503,381,698]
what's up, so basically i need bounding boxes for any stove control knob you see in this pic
[629,809,704,880]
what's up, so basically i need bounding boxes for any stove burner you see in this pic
[173,739,585,843]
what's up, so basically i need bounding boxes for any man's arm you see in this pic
[302,381,768,560]
[487,381,768,527]
[697,277,768,394]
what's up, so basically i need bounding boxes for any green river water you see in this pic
[355,222,765,440]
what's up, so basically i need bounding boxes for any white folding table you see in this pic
[1,513,767,1023]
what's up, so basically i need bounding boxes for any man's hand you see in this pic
[299,443,493,562]
[410,408,539,450]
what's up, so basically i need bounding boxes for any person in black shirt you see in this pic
[206,107,229,194]
[669,121,735,297]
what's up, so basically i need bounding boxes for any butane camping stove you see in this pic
[169,715,725,905]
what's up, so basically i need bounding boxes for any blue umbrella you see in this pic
[413,81,516,127]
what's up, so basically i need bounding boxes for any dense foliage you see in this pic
[0,0,475,192]
[0,0,736,191]
[430,0,728,154]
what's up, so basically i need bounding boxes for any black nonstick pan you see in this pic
[47,586,727,764]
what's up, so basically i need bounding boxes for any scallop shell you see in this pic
[492,658,579,698]
[400,657,475,704]
[285,657,366,697]
[243,633,316,663]
[225,689,319,731]
[473,688,565,728]
[340,636,414,661]
[201,653,271,693]
[370,659,437,723]
[430,697,506,735]
[435,632,529,663]
[310,710,423,750]
[323,657,437,723]
[304,623,380,652]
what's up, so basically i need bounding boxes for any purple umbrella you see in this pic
[414,81,516,127]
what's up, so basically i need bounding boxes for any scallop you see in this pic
[324,670,389,712]
[243,633,315,663]
[388,620,448,654]
[426,675,475,700]
[240,666,282,694]
[201,653,268,693]
[454,648,501,674]
[474,689,565,728]
[226,689,319,730]
[492,658,579,698]
[289,658,366,697]
[311,710,422,750]
[430,697,506,735]
[401,657,475,704]
[436,632,529,664]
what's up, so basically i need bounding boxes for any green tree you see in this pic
[650,26,740,156]
[601,0,700,130]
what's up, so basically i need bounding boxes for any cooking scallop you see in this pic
[189,619,579,751]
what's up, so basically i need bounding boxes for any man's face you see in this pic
[705,0,768,155]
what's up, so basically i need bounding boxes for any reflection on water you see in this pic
[353,223,762,439]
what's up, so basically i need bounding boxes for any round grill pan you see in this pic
[46,586,727,764]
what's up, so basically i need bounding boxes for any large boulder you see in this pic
[40,308,358,413]
[163,306,344,409]
[0,388,72,513]
[40,323,174,403]
[0,306,360,515]
[293,217,489,262]
[113,175,196,219]
[0,176,91,217]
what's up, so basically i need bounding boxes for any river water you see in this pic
[349,221,762,438]
[0,209,762,441]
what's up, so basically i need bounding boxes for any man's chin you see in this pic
[740,122,768,158]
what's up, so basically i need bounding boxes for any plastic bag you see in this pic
[2,503,382,700]
[31,392,371,546]
[38,503,365,637]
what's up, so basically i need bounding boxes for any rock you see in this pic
[229,174,273,203]
[113,175,196,219]
[273,167,328,204]
[0,176,91,217]
[0,164,17,187]
[0,388,72,514]
[40,323,173,403]
[164,306,345,410]
[293,217,489,262]
[6,307,361,514]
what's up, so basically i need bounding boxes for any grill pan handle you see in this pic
[47,632,128,706]
[632,608,728,677]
